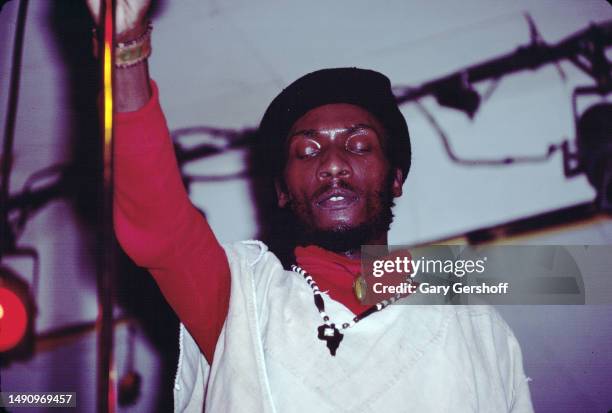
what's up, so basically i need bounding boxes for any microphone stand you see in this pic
[96,1,116,411]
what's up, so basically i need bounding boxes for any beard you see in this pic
[286,176,396,254]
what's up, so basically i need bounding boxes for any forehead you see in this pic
[288,103,386,137]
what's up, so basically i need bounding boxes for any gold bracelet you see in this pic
[92,22,153,68]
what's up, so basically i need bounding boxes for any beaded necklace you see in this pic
[291,264,413,356]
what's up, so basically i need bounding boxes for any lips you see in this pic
[315,187,359,210]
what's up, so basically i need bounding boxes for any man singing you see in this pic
[87,0,534,411]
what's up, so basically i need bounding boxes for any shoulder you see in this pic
[221,240,286,287]
[222,240,285,269]
[448,305,517,345]
[453,304,511,328]
[222,240,270,267]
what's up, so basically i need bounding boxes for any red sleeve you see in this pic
[113,81,229,362]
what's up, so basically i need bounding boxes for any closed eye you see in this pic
[345,133,373,154]
[292,138,321,159]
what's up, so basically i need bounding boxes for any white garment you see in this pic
[174,241,534,413]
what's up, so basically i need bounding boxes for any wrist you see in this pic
[116,21,149,44]
[92,21,152,68]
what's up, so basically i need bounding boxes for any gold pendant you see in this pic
[353,275,367,302]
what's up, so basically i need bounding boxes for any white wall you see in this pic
[1,0,611,411]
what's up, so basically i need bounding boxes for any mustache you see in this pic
[311,180,359,200]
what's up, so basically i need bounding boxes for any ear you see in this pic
[275,179,290,208]
[391,167,403,198]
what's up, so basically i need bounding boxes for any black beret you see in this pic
[258,67,412,181]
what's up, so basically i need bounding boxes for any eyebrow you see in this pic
[289,123,377,139]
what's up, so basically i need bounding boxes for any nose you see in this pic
[317,147,352,181]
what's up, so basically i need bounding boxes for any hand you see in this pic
[85,0,151,41]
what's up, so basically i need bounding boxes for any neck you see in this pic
[322,231,388,260]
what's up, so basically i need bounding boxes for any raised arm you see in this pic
[87,0,230,362]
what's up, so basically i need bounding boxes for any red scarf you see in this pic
[295,245,371,314]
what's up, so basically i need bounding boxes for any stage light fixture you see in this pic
[0,265,35,358]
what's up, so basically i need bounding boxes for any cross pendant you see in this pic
[317,324,344,356]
